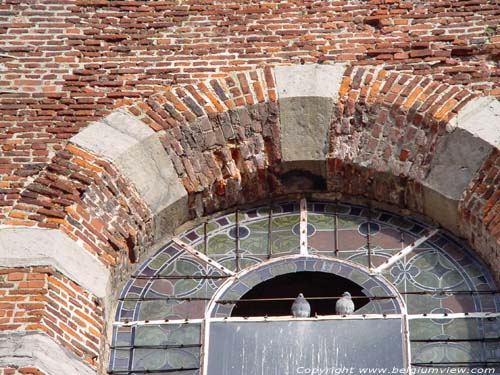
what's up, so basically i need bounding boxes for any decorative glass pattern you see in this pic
[116,243,226,323]
[110,200,500,374]
[382,232,499,315]
[109,323,201,374]
[179,202,301,271]
[410,317,500,369]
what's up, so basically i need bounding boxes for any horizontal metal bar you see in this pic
[408,312,500,319]
[114,318,204,327]
[210,314,404,322]
[108,368,199,374]
[119,297,210,302]
[411,337,500,343]
[412,362,500,367]
[111,344,201,350]
[216,295,395,304]
[119,290,498,303]
[400,290,499,295]
[130,275,229,280]
[113,312,500,327]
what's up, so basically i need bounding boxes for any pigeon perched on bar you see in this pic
[335,291,355,315]
[291,293,311,317]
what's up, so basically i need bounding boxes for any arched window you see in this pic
[109,200,500,374]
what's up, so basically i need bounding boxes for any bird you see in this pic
[291,293,311,317]
[335,291,355,315]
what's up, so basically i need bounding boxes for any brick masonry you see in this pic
[4,143,154,268]
[460,149,500,274]
[328,65,478,208]
[0,267,104,366]
[0,1,499,374]
[1,64,499,374]
[0,368,47,375]
[1,0,499,218]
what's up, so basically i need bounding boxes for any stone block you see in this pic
[0,331,96,375]
[274,64,346,99]
[275,64,347,164]
[0,227,109,298]
[71,110,189,241]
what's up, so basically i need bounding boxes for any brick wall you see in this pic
[327,65,479,208]
[5,143,154,267]
[0,267,104,366]
[1,0,499,217]
[1,1,499,372]
[460,149,500,268]
[126,68,280,214]
[0,368,47,375]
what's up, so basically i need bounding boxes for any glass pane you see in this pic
[135,324,201,346]
[207,319,405,374]
[178,202,300,272]
[410,317,500,369]
[118,243,224,321]
[110,323,202,373]
[131,346,200,371]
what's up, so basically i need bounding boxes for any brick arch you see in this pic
[113,63,499,282]
[327,65,499,279]
[1,63,499,374]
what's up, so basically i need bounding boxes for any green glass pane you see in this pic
[135,324,201,346]
[308,213,334,230]
[111,349,132,371]
[271,231,299,254]
[246,218,269,232]
[149,252,175,270]
[132,347,200,370]
[240,234,267,254]
[271,214,299,230]
[337,216,364,229]
[138,300,174,320]
[409,319,442,340]
[206,234,234,256]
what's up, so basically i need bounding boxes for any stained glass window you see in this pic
[109,200,500,374]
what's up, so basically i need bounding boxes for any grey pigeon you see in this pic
[291,293,311,317]
[335,291,355,315]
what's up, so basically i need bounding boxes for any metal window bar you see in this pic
[216,295,397,304]
[334,213,339,257]
[203,221,208,255]
[235,209,240,272]
[108,368,200,374]
[115,319,204,327]
[118,290,500,303]
[412,362,500,367]
[410,338,500,343]
[130,276,230,280]
[114,312,500,327]
[111,344,202,350]
[267,202,273,260]
[400,290,499,296]
[367,210,372,269]
[118,297,211,302]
